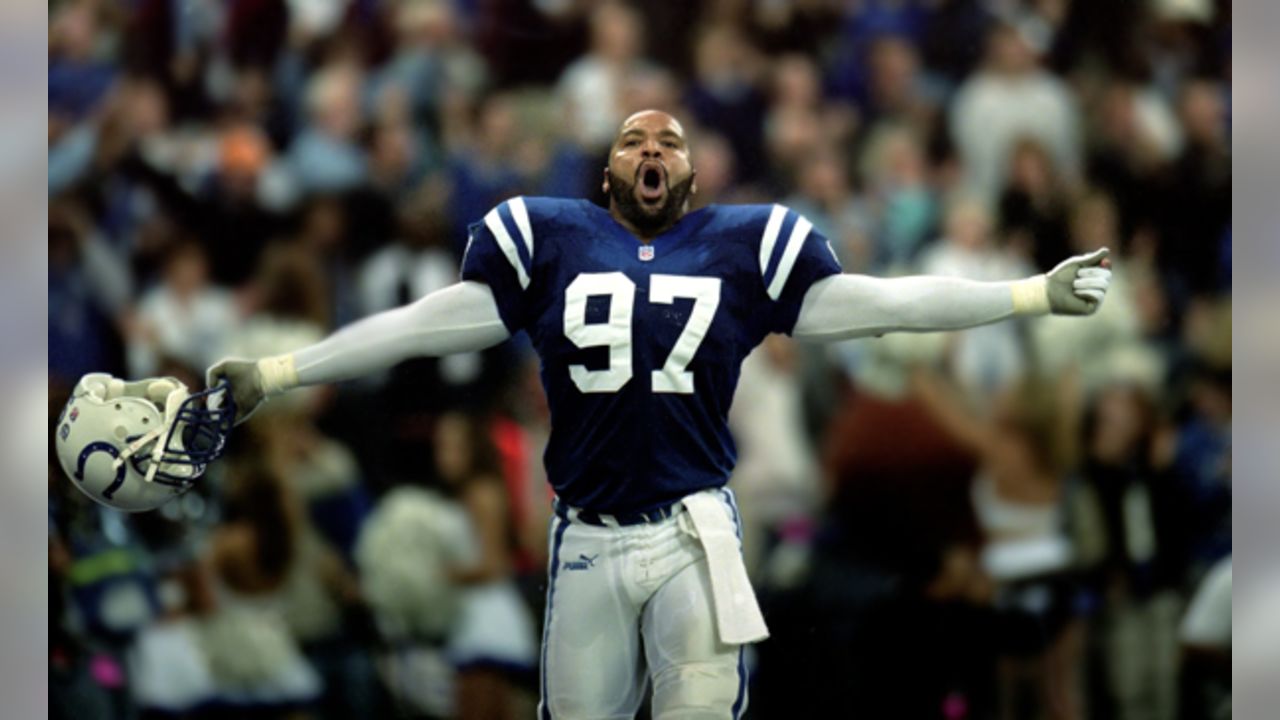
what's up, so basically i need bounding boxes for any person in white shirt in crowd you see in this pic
[127,241,240,380]
[950,21,1082,203]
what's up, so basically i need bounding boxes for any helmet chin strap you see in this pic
[114,426,166,481]
[113,384,192,484]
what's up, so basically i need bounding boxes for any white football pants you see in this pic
[538,488,748,720]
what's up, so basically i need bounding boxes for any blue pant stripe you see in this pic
[719,488,743,540]
[732,645,747,719]
[540,516,570,720]
[720,487,749,718]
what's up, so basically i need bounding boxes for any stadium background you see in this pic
[47,0,1231,718]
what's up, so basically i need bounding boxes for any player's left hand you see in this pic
[1046,247,1111,316]
[206,357,266,425]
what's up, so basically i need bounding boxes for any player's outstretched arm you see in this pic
[792,248,1111,342]
[207,281,510,424]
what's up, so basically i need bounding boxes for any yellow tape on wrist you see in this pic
[256,355,299,396]
[1010,276,1050,315]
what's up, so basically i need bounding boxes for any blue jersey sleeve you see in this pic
[460,197,537,333]
[757,205,843,334]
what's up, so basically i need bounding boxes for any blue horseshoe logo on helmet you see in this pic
[75,441,128,500]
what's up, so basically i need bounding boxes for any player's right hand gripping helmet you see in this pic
[54,373,236,512]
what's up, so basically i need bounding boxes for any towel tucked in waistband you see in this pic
[681,492,769,645]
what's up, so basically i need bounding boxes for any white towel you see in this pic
[681,492,770,645]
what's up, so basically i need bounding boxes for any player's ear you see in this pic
[601,167,610,195]
[690,168,698,197]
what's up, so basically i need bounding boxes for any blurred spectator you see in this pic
[1045,0,1146,77]
[687,130,737,208]
[950,22,1081,202]
[1146,0,1221,100]
[1084,80,1177,250]
[824,0,929,105]
[1075,382,1185,720]
[435,412,538,719]
[556,0,651,151]
[223,0,289,71]
[49,201,132,385]
[918,0,993,83]
[356,189,487,409]
[1167,359,1231,577]
[684,23,768,184]
[912,366,1084,719]
[769,53,823,118]
[1157,79,1230,295]
[344,116,429,261]
[859,124,937,269]
[1178,555,1230,720]
[728,337,820,577]
[786,150,873,272]
[50,378,158,720]
[229,242,329,365]
[295,194,368,326]
[473,0,586,87]
[50,75,172,241]
[375,0,490,129]
[446,92,530,243]
[919,195,1034,401]
[619,65,682,120]
[287,63,369,196]
[353,481,476,717]
[1032,191,1158,395]
[255,401,370,562]
[861,34,943,141]
[112,120,283,288]
[357,193,457,319]
[49,0,120,124]
[505,353,555,575]
[126,240,239,379]
[763,102,825,192]
[764,51,855,195]
[369,106,430,201]
[998,137,1073,273]
[248,409,381,718]
[198,458,336,712]
[756,331,991,718]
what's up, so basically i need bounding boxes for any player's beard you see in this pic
[608,169,695,236]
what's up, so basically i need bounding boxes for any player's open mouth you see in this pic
[637,163,666,204]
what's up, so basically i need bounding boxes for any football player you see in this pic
[209,110,1110,719]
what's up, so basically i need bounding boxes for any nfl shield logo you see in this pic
[638,245,655,262]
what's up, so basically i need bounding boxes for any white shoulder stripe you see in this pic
[758,204,788,280]
[483,207,530,289]
[507,196,535,259]
[766,215,813,300]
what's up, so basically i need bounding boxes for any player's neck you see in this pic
[607,203,686,243]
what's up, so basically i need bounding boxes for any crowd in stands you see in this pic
[49,0,1231,718]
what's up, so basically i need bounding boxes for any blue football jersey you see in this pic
[462,197,841,513]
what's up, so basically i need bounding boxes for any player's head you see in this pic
[604,110,697,236]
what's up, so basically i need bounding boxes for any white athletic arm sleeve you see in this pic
[291,281,511,386]
[791,274,1019,342]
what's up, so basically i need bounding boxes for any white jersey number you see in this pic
[649,275,722,393]
[563,272,636,393]
[563,272,721,394]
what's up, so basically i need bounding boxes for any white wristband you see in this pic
[256,354,299,396]
[1010,275,1050,315]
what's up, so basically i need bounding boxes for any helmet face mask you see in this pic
[55,374,236,512]
[146,386,236,483]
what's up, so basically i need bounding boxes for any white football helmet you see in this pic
[55,373,237,512]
